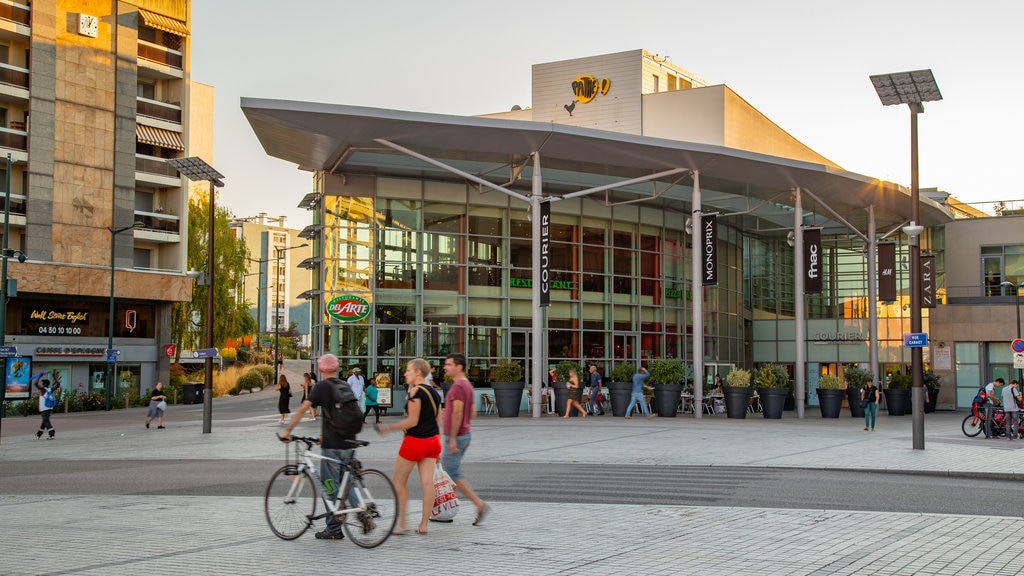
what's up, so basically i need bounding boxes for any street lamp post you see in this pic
[871,69,942,450]
[1001,280,1024,383]
[106,221,145,411]
[273,243,307,387]
[167,157,224,434]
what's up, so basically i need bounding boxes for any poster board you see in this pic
[4,356,33,399]
[373,372,393,409]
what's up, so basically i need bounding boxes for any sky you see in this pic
[190,0,1024,228]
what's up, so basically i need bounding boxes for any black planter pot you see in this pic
[608,381,633,417]
[491,381,525,417]
[652,383,683,417]
[847,387,865,418]
[883,388,911,416]
[759,388,788,419]
[925,388,939,413]
[552,382,583,417]
[816,388,845,418]
[723,386,753,419]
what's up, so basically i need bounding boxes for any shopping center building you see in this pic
[244,49,1018,413]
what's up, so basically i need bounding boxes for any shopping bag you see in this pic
[430,461,460,521]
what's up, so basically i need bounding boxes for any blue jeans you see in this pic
[626,391,650,416]
[864,403,877,429]
[321,447,353,533]
[441,433,472,481]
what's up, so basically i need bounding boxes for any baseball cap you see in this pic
[317,354,339,374]
[352,367,361,373]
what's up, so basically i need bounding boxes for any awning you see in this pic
[136,124,185,151]
[138,9,189,36]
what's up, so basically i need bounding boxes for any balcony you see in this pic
[135,154,182,187]
[0,61,28,90]
[0,124,26,151]
[136,97,181,124]
[134,210,180,234]
[0,2,29,26]
[138,40,183,70]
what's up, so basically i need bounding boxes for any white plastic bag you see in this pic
[430,461,460,521]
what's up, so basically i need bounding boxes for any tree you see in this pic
[171,193,257,356]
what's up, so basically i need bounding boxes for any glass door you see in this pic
[374,326,421,389]
[510,329,532,385]
[612,332,639,367]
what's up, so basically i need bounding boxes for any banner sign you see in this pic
[804,228,822,294]
[921,255,936,308]
[878,242,896,302]
[702,214,717,286]
[540,201,551,307]
[326,295,370,323]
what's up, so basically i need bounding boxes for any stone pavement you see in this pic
[1,387,1022,575]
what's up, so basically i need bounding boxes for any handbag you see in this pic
[430,461,460,521]
[157,400,167,411]
[859,399,868,409]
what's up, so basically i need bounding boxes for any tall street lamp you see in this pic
[871,69,942,450]
[273,243,307,387]
[1001,280,1024,383]
[168,157,224,434]
[106,221,145,411]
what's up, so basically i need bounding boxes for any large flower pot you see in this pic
[925,388,939,413]
[608,381,633,417]
[883,388,911,416]
[847,387,865,418]
[552,382,582,417]
[759,388,788,419]
[652,383,683,417]
[816,388,845,418]
[491,381,525,418]
[723,386,753,419]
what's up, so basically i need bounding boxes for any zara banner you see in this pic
[921,255,936,308]
[803,228,822,294]
[701,214,717,286]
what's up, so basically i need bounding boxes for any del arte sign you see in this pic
[326,295,370,323]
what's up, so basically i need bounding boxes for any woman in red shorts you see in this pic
[376,358,441,535]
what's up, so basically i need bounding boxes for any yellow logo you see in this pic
[571,76,611,104]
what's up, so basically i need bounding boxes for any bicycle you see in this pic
[265,435,397,547]
[961,408,1024,438]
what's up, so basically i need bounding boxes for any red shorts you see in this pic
[398,434,441,461]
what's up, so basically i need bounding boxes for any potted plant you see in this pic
[551,360,582,417]
[608,362,636,417]
[756,363,790,419]
[843,366,872,418]
[723,368,753,419]
[648,358,685,417]
[490,359,525,418]
[884,372,912,416]
[815,374,846,418]
[923,369,941,413]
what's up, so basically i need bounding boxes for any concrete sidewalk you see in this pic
[2,394,1022,576]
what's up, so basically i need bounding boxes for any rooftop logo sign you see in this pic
[565,75,611,116]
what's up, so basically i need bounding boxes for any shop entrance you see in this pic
[374,326,421,388]
[612,332,640,367]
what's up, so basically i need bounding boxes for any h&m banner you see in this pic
[539,200,551,307]
[921,255,936,308]
[701,214,717,286]
[878,243,896,302]
[803,228,822,294]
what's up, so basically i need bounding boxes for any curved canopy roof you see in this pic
[241,97,953,237]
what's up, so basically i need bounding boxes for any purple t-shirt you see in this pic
[443,378,473,437]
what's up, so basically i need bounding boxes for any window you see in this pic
[652,74,660,92]
[982,244,1024,296]
[137,81,155,99]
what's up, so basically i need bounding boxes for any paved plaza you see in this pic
[1,381,1022,575]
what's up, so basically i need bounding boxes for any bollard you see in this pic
[64,397,69,414]
[173,389,177,405]
[124,393,129,410]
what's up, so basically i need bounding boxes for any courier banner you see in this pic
[701,214,717,286]
[539,200,551,307]
[878,242,896,302]
[803,228,822,294]
[921,255,936,308]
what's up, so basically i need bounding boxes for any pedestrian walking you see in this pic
[588,365,605,415]
[563,368,587,418]
[279,353,361,540]
[275,374,292,424]
[301,373,317,421]
[984,378,1003,438]
[33,372,57,439]
[625,366,654,419]
[439,353,489,526]
[375,358,442,535]
[144,381,167,430]
[363,376,381,424]
[861,375,880,431]
[1001,379,1022,440]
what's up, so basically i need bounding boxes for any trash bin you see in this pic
[182,382,203,405]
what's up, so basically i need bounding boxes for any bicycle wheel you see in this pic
[340,468,397,548]
[961,414,983,437]
[264,465,316,540]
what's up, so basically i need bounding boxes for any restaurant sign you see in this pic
[326,295,370,323]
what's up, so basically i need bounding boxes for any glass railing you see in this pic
[0,126,27,150]
[136,97,181,123]
[137,41,183,69]
[0,1,30,26]
[134,210,180,234]
[0,62,28,90]
[135,154,179,178]
[0,192,26,215]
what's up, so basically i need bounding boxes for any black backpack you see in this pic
[324,378,363,439]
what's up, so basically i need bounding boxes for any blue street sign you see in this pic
[192,348,219,359]
[106,354,118,363]
[1012,339,1024,353]
[0,345,17,357]
[903,332,928,348]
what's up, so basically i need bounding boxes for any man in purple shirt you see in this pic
[440,353,489,526]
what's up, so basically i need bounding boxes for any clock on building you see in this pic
[78,13,98,38]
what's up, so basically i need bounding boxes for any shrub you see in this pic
[553,361,582,382]
[756,363,790,389]
[844,366,872,390]
[818,374,846,389]
[236,368,266,393]
[725,368,752,387]
[251,364,275,384]
[610,362,636,383]
[490,359,523,382]
[648,358,685,385]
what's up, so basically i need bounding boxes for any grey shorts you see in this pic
[440,433,472,481]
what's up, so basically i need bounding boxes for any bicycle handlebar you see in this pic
[276,434,370,449]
